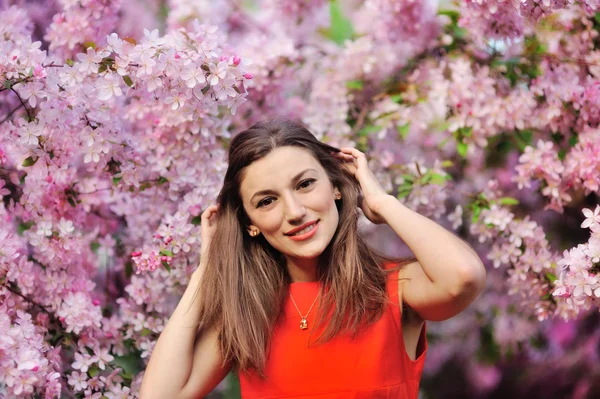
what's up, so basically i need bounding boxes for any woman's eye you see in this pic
[298,179,315,189]
[257,197,274,208]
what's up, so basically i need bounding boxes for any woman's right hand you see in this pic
[199,204,219,266]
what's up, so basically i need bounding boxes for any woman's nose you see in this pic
[284,194,306,222]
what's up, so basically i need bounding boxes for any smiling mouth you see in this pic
[284,220,319,236]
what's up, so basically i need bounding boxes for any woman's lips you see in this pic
[286,220,319,241]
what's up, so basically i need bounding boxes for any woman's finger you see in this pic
[201,205,219,221]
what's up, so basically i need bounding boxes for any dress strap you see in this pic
[383,262,403,331]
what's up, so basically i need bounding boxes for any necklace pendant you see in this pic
[300,318,308,330]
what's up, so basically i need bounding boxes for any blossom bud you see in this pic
[164,236,173,244]
[92,299,101,306]
[45,175,53,183]
[220,55,228,61]
[36,312,49,328]
[31,365,40,372]
[233,55,241,66]
[161,256,170,262]
[243,73,254,79]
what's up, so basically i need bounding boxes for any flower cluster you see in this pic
[2,0,600,397]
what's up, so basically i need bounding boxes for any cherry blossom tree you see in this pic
[1,0,599,397]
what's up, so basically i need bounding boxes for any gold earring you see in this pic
[335,192,342,200]
[250,229,258,237]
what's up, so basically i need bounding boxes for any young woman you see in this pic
[140,119,486,398]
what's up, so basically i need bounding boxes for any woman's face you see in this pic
[239,146,340,264]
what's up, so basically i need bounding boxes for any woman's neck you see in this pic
[285,256,319,282]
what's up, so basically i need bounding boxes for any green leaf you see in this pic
[90,241,100,253]
[346,80,363,90]
[457,126,472,138]
[159,249,174,257]
[66,59,74,67]
[122,75,133,87]
[124,260,134,279]
[67,197,76,208]
[568,134,578,147]
[545,272,557,283]
[83,41,96,50]
[98,64,107,74]
[457,142,468,157]
[88,366,99,378]
[471,206,481,224]
[190,215,202,225]
[157,176,168,185]
[558,148,567,161]
[515,129,533,151]
[389,94,403,103]
[18,221,34,235]
[322,0,354,46]
[161,260,171,272]
[498,197,519,205]
[438,9,460,24]
[428,173,450,185]
[141,328,152,337]
[595,12,600,25]
[111,353,142,379]
[400,174,415,183]
[477,324,501,364]
[360,125,382,135]
[396,123,410,140]
[397,188,412,199]
[3,79,13,90]
[22,156,38,167]
[224,373,242,398]
[441,160,454,168]
[112,176,122,185]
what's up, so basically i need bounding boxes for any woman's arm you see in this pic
[140,205,230,398]
[139,268,231,399]
[376,195,486,321]
[334,147,486,321]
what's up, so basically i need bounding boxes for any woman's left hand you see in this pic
[333,147,391,225]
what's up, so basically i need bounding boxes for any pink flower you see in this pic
[68,371,88,392]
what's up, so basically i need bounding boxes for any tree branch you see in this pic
[10,87,33,121]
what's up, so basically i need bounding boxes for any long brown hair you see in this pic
[195,119,415,376]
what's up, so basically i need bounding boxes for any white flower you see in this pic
[96,74,123,101]
[180,65,206,88]
[36,220,52,237]
[581,206,600,232]
[207,60,229,86]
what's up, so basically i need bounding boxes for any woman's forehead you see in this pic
[240,147,322,193]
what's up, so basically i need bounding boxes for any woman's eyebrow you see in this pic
[250,168,317,202]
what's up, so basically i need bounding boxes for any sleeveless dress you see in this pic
[239,266,428,398]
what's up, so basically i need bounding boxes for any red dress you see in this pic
[239,266,428,398]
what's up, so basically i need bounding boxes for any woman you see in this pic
[140,119,486,398]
